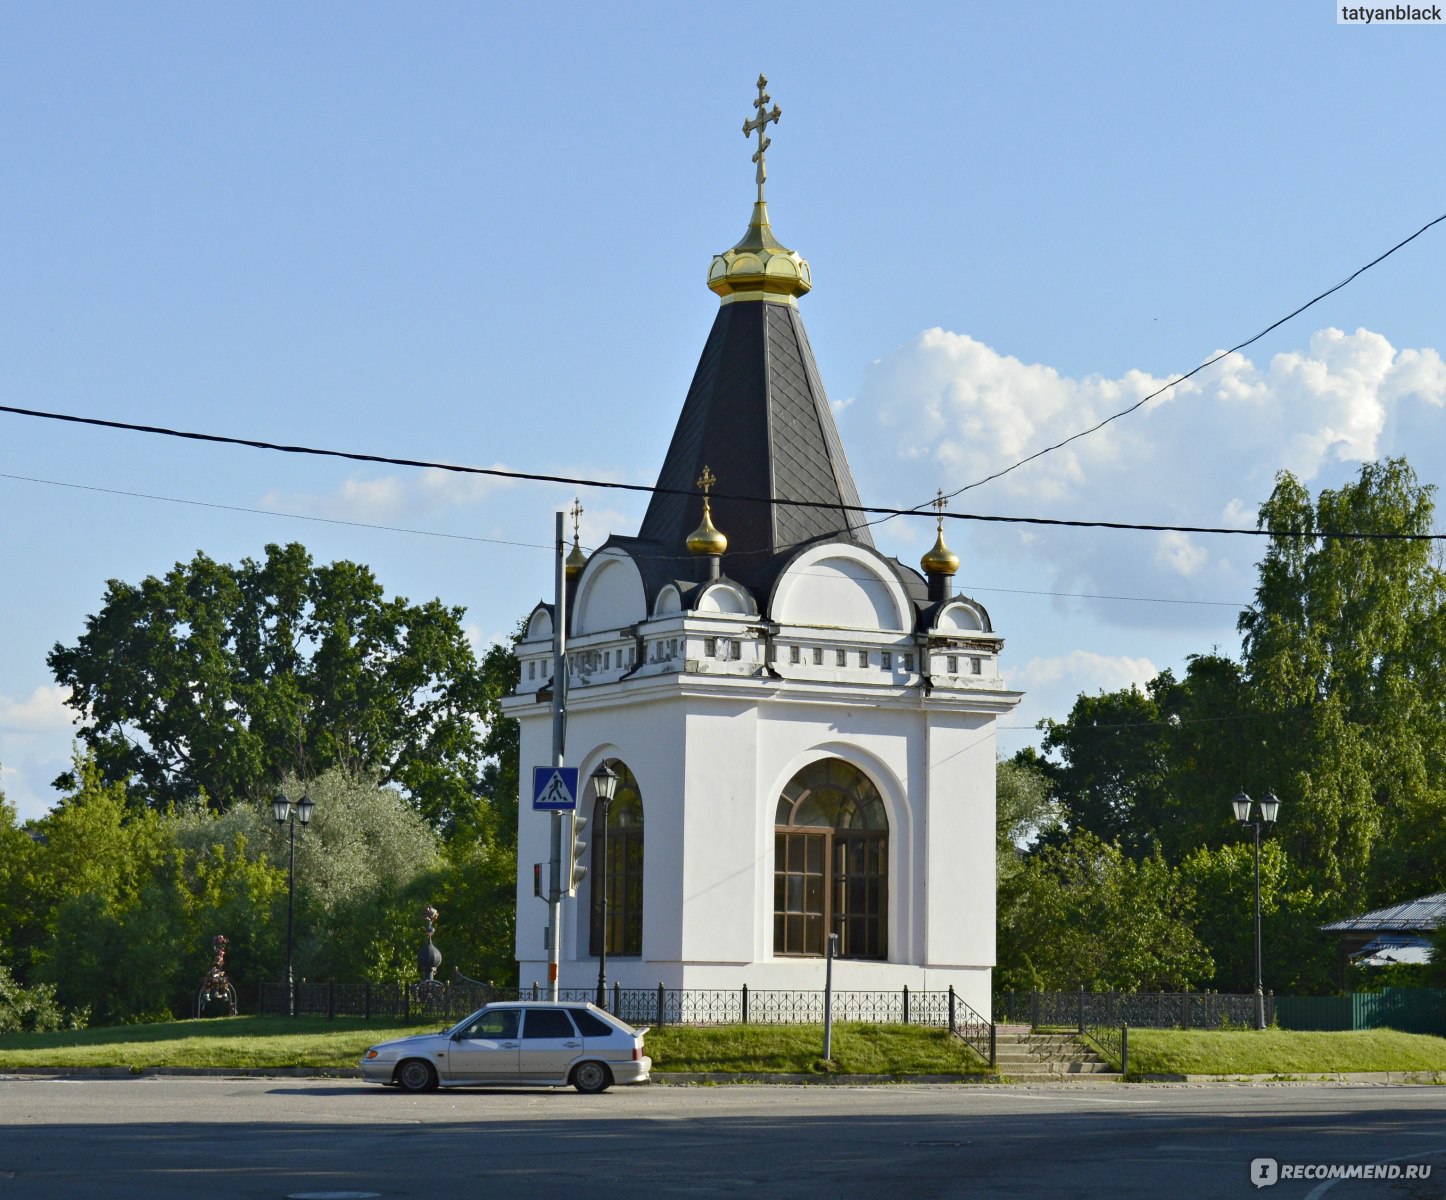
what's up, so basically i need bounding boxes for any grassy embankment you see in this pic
[0,1017,990,1075]
[1121,1027,1446,1077]
[3,1018,1445,1077]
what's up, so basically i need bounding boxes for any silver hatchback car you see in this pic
[360,1001,651,1094]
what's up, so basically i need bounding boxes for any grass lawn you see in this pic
[644,1023,992,1075]
[1123,1028,1446,1077]
[0,1016,989,1075]
[0,1016,424,1070]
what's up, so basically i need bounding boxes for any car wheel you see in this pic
[572,1061,613,1094]
[396,1059,438,1093]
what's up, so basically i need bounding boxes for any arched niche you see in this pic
[653,585,682,616]
[573,552,646,635]
[770,544,911,632]
[694,580,756,615]
[933,599,991,633]
[524,605,553,643]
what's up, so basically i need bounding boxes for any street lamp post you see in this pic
[272,789,315,1017]
[591,762,619,1009]
[1231,788,1281,1031]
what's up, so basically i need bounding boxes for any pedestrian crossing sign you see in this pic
[532,766,579,811]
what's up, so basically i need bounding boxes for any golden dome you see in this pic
[708,76,811,304]
[707,201,813,303]
[921,528,960,577]
[565,537,588,579]
[687,498,728,556]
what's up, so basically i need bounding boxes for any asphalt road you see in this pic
[2,1077,1444,1199]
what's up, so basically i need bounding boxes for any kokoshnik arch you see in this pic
[502,77,1022,1015]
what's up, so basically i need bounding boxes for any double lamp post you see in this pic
[272,789,315,1017]
[1231,787,1280,1031]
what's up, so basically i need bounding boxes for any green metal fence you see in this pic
[1276,988,1446,1035]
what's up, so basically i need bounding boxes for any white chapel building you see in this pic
[504,83,1021,1016]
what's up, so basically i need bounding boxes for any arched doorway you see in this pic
[589,760,643,958]
[773,758,888,960]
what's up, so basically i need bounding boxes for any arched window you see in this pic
[589,761,643,958]
[773,759,888,960]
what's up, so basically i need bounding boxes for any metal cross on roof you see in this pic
[931,488,949,530]
[742,74,782,203]
[696,465,717,495]
[569,497,584,539]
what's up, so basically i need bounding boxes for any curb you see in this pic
[3,1067,1442,1086]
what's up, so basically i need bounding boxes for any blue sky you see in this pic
[4,2,1445,821]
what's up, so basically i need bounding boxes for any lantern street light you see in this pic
[272,789,315,1017]
[591,762,620,1009]
[1232,788,1281,1031]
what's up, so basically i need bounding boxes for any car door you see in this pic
[517,1008,582,1081]
[444,1008,521,1083]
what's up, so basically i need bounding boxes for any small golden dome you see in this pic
[707,201,813,303]
[921,529,960,577]
[687,498,729,556]
[565,538,587,578]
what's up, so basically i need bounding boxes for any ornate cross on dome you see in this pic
[742,74,782,204]
[570,497,584,540]
[697,465,717,496]
[932,488,949,531]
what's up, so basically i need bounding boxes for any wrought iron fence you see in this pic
[1082,1023,1127,1075]
[260,978,996,1063]
[994,989,1271,1030]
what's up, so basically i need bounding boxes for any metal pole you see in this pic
[823,932,838,1062]
[1253,820,1265,1031]
[595,794,610,1008]
[286,815,296,1018]
[548,511,567,1002]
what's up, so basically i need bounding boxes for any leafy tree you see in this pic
[996,830,1213,992]
[1177,841,1334,994]
[1239,459,1446,901]
[48,542,494,829]
[0,781,37,972]
[0,962,81,1033]
[996,752,1061,884]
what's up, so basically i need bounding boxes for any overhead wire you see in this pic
[862,207,1446,533]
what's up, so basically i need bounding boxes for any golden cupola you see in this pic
[565,499,588,579]
[920,491,960,601]
[706,75,812,304]
[688,462,728,581]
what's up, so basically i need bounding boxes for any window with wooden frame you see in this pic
[588,761,644,957]
[773,759,888,960]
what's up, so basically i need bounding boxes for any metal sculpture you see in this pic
[194,934,238,1018]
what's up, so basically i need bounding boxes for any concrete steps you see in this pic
[991,1027,1123,1083]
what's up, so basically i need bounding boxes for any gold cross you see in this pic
[569,497,584,540]
[931,488,949,531]
[696,466,717,495]
[741,74,782,203]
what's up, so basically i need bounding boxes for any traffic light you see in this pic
[566,810,589,896]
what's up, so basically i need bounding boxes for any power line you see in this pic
[1,470,1259,611]
[2,404,1442,541]
[0,472,551,551]
[869,207,1446,532]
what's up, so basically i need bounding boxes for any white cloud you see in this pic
[0,685,76,735]
[860,325,1446,631]
[260,464,516,523]
[1013,651,1158,696]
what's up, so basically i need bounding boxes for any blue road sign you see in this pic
[532,766,579,811]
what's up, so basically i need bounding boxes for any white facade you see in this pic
[503,541,1021,1017]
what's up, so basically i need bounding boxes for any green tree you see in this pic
[48,543,495,829]
[1177,840,1334,994]
[1239,459,1446,901]
[996,830,1213,992]
[996,751,1061,884]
